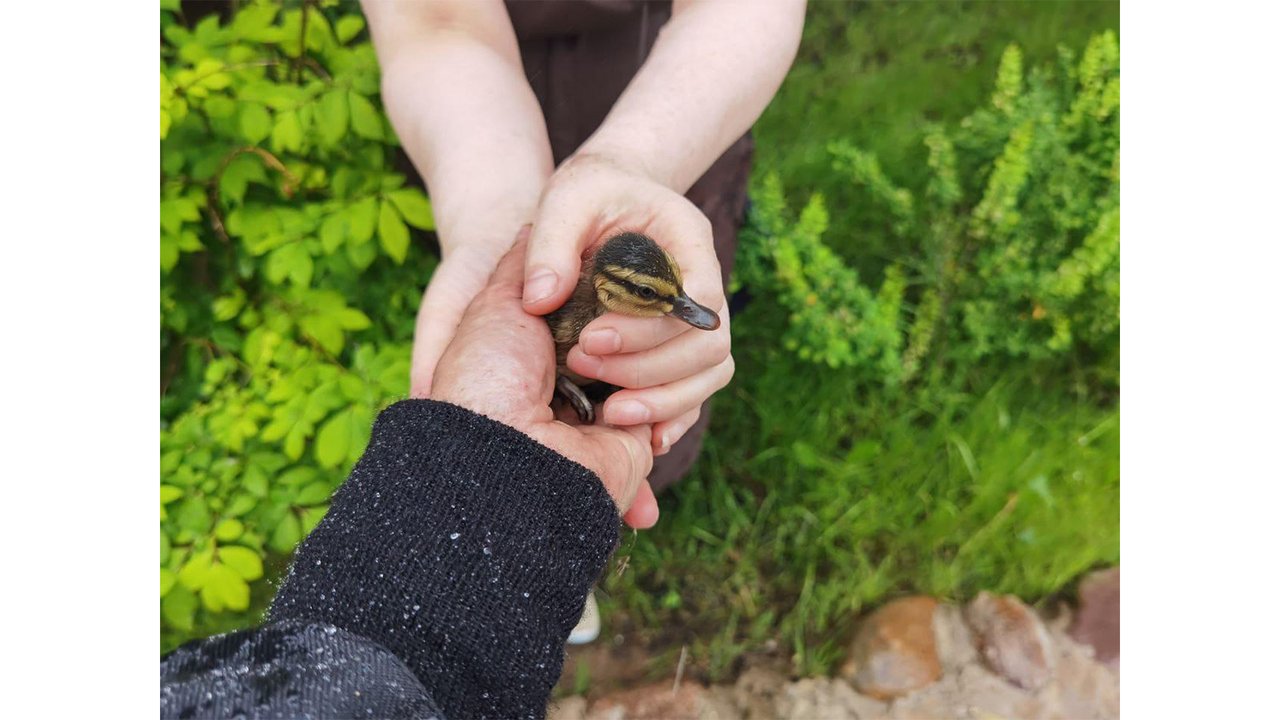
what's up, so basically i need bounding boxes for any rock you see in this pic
[1069,567,1119,670]
[549,695,588,720]
[843,596,943,699]
[586,682,732,720]
[1043,623,1121,720]
[777,678,888,720]
[887,666,1046,720]
[965,592,1056,690]
[733,667,788,720]
[932,603,979,672]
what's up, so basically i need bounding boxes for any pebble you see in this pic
[1069,566,1119,670]
[964,592,1055,690]
[843,596,942,699]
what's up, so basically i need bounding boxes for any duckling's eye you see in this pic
[637,286,657,300]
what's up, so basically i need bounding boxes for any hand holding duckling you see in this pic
[522,153,735,455]
[431,229,660,529]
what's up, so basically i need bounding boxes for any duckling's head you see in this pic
[590,232,721,330]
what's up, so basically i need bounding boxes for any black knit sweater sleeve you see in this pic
[160,400,622,719]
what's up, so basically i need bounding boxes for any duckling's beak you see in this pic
[669,294,721,330]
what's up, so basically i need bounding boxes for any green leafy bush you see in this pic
[738,32,1119,391]
[160,0,433,649]
[601,30,1120,678]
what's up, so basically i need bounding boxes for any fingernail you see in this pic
[660,431,671,451]
[524,268,558,305]
[581,328,621,355]
[608,400,650,424]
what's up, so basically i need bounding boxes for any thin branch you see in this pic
[294,0,313,84]
[207,146,301,244]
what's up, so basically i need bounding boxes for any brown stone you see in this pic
[932,603,979,673]
[843,596,943,699]
[586,682,732,720]
[965,592,1055,690]
[1052,630,1121,720]
[1069,567,1119,670]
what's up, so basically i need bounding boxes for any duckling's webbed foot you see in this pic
[556,374,595,424]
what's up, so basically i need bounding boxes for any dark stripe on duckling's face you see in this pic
[590,231,721,330]
[595,265,720,330]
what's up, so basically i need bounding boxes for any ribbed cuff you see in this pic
[269,399,620,719]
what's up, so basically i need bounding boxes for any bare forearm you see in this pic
[579,0,805,193]
[363,0,552,255]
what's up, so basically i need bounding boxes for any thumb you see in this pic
[580,423,654,513]
[408,282,469,398]
[522,199,592,315]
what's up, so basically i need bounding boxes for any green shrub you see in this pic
[601,31,1120,678]
[738,32,1119,392]
[160,0,432,650]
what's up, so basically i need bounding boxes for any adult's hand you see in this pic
[520,153,735,456]
[432,228,660,528]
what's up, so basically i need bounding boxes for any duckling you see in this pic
[546,231,721,423]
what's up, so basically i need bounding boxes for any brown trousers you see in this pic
[509,0,753,491]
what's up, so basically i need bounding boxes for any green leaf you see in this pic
[320,212,346,253]
[337,308,371,331]
[214,518,245,541]
[271,110,303,153]
[338,374,365,401]
[160,485,184,504]
[269,511,302,553]
[315,90,349,146]
[378,201,410,263]
[225,493,258,517]
[300,314,343,355]
[347,196,377,245]
[349,91,382,140]
[162,585,198,631]
[285,424,308,460]
[300,505,328,534]
[177,548,215,591]
[201,562,250,612]
[386,189,435,230]
[347,240,376,270]
[315,410,352,469]
[242,465,269,498]
[239,103,272,145]
[175,497,213,534]
[296,480,333,506]
[267,243,314,287]
[219,545,264,581]
[160,568,177,598]
[335,15,365,43]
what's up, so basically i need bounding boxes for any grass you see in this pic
[591,0,1121,683]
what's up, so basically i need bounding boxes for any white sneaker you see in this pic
[567,591,601,645]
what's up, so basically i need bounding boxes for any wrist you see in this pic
[433,199,539,259]
[571,135,673,189]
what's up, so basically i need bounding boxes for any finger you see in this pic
[601,355,735,425]
[567,310,730,388]
[408,284,469,398]
[487,224,533,295]
[577,313,691,356]
[622,480,659,529]
[648,199,725,313]
[523,192,594,315]
[580,423,653,511]
[652,406,701,456]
